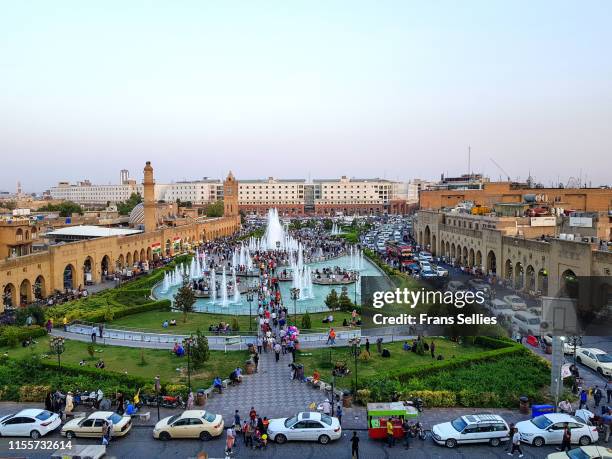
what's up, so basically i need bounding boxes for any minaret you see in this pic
[143,161,156,232]
[223,171,238,217]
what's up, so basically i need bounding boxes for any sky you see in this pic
[1,0,611,192]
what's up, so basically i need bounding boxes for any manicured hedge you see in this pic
[0,326,48,347]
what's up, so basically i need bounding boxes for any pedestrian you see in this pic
[226,424,236,454]
[98,323,104,338]
[46,319,53,333]
[257,335,263,354]
[594,386,603,408]
[386,418,395,448]
[274,342,281,362]
[556,423,572,452]
[505,423,515,452]
[102,420,110,446]
[234,410,242,438]
[63,316,68,332]
[336,403,343,425]
[91,325,97,343]
[253,352,259,372]
[402,418,411,449]
[350,431,359,459]
[602,409,611,442]
[365,338,370,355]
[430,340,435,359]
[116,391,125,415]
[579,389,588,410]
[507,427,523,457]
[187,390,194,410]
[606,380,612,404]
[376,337,383,354]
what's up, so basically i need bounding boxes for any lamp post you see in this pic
[350,337,361,392]
[353,272,359,306]
[184,337,195,391]
[290,288,300,325]
[154,375,161,421]
[246,288,255,331]
[49,336,65,374]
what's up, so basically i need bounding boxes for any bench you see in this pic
[131,412,150,422]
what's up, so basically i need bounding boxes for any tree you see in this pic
[173,279,195,323]
[301,311,312,330]
[206,200,224,217]
[38,201,83,217]
[117,193,142,215]
[190,329,210,369]
[323,219,333,230]
[325,289,339,312]
[338,289,354,312]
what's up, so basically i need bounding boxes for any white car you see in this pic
[267,412,341,444]
[512,312,541,336]
[61,411,132,439]
[434,265,448,277]
[153,410,224,440]
[431,414,510,448]
[503,295,528,311]
[0,409,61,439]
[576,348,612,377]
[418,251,433,261]
[516,411,598,447]
[547,445,612,458]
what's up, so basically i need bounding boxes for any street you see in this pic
[0,425,563,459]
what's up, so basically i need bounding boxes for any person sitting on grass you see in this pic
[402,341,411,352]
[162,320,169,328]
[95,359,105,369]
[175,344,185,357]
[312,369,320,385]
[169,319,177,326]
[230,367,242,384]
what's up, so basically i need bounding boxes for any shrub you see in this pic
[400,390,456,407]
[87,344,95,359]
[15,306,46,326]
[358,351,371,362]
[231,317,240,332]
[190,329,210,369]
[301,312,312,330]
[356,389,371,404]
[165,384,188,395]
[19,385,50,402]
[0,326,47,347]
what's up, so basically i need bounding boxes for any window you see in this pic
[173,419,190,427]
[189,418,203,425]
[94,419,105,427]
[81,419,95,428]
[35,411,53,421]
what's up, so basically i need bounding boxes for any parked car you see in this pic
[431,414,510,448]
[546,445,612,458]
[512,312,541,336]
[446,281,467,292]
[542,335,579,355]
[267,412,341,444]
[418,251,433,261]
[488,299,515,320]
[0,409,61,439]
[575,348,612,377]
[153,410,224,441]
[516,411,598,447]
[61,411,132,439]
[503,295,528,311]
[433,265,448,277]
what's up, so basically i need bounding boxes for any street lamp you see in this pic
[350,337,361,392]
[154,375,161,421]
[290,288,300,325]
[49,336,65,374]
[246,288,255,331]
[184,337,195,391]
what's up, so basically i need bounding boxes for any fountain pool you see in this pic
[152,254,383,315]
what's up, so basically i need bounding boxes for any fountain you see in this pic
[220,268,229,307]
[232,267,240,303]
[210,268,217,303]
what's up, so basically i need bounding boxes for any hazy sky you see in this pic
[1,0,611,192]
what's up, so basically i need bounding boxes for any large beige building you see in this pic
[2,163,240,310]
[239,178,306,215]
[414,209,612,297]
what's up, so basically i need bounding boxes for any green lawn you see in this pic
[1,338,249,389]
[108,310,355,334]
[296,338,487,387]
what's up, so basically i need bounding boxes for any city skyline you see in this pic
[2,0,612,190]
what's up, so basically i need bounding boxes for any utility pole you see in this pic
[551,336,564,406]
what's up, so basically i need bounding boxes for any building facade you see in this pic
[1,165,240,310]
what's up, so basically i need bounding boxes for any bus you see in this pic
[386,241,414,262]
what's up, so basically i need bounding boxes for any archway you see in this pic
[431,234,437,256]
[561,269,578,298]
[146,247,152,261]
[117,254,125,269]
[165,239,172,256]
[487,250,497,274]
[424,226,431,249]
[3,283,16,308]
[468,248,475,267]
[445,242,450,258]
[101,255,110,277]
[34,275,46,299]
[15,228,23,241]
[526,265,535,291]
[505,259,513,281]
[462,246,468,266]
[537,268,548,295]
[19,279,32,305]
[133,250,139,263]
[126,252,133,266]
[140,249,145,262]
[63,264,76,290]
[83,256,93,285]
[475,250,482,269]
[451,243,456,260]
[514,262,524,290]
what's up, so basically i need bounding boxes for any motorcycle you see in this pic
[160,394,185,409]
[408,421,427,440]
[407,397,424,413]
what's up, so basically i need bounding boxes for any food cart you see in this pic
[366,402,419,440]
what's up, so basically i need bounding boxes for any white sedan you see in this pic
[576,348,612,377]
[0,409,61,439]
[503,295,528,311]
[267,411,341,444]
[516,411,598,447]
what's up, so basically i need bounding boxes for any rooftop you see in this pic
[45,225,142,238]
